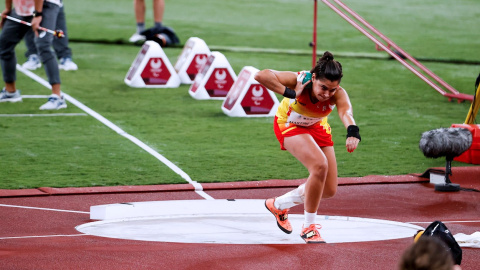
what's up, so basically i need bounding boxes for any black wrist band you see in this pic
[33,11,43,17]
[283,87,296,99]
[346,125,361,141]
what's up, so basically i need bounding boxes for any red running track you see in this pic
[1,167,479,270]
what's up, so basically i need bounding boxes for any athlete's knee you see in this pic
[322,185,337,199]
[309,160,328,179]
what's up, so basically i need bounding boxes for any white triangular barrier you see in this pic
[221,66,279,117]
[125,41,181,88]
[188,51,237,100]
[174,37,211,84]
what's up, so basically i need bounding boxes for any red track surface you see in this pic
[1,167,479,270]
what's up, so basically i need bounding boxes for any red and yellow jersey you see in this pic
[276,88,336,127]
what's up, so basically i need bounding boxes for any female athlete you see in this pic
[254,51,361,243]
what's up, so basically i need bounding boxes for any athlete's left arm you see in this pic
[335,88,360,153]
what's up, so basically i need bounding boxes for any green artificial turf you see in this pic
[0,0,478,188]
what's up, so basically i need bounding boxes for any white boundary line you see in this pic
[407,220,480,224]
[0,113,87,117]
[0,234,86,240]
[16,64,213,200]
[21,95,50,98]
[0,203,89,214]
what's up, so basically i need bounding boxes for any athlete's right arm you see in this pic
[254,70,297,96]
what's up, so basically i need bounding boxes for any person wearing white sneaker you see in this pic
[130,0,165,43]
[59,57,77,71]
[22,5,78,71]
[22,54,42,70]
[0,88,22,102]
[0,0,66,110]
[39,93,67,110]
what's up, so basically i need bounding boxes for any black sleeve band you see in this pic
[346,125,361,141]
[283,87,296,99]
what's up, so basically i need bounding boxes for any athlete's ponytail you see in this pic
[310,51,343,82]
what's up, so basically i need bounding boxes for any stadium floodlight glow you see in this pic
[3,15,65,38]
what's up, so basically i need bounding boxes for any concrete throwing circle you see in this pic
[76,199,423,244]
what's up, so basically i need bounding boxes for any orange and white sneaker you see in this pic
[300,224,326,244]
[265,198,292,234]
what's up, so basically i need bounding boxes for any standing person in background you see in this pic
[22,5,78,71]
[254,51,361,243]
[0,0,67,110]
[129,0,164,43]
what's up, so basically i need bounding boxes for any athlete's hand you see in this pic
[294,71,310,97]
[346,137,359,153]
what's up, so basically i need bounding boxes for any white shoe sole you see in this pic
[39,103,67,110]
[0,97,22,103]
[59,66,78,71]
[22,64,41,70]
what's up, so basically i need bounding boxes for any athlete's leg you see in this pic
[276,147,336,209]
[284,134,328,213]
[320,146,338,199]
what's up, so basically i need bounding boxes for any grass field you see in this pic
[0,0,479,189]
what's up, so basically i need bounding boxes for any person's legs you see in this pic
[130,0,147,42]
[320,146,338,199]
[0,11,30,97]
[54,6,77,71]
[53,6,72,59]
[21,29,42,70]
[275,146,337,210]
[23,29,38,58]
[283,134,335,243]
[284,134,329,213]
[153,0,164,30]
[35,3,66,110]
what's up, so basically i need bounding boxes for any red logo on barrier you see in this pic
[186,54,208,80]
[141,58,171,85]
[203,68,235,97]
[241,84,275,115]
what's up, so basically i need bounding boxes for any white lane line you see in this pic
[0,113,87,117]
[0,203,89,214]
[16,64,214,201]
[407,220,480,224]
[21,95,50,98]
[0,234,86,240]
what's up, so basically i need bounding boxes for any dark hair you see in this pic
[310,51,343,82]
[398,237,455,270]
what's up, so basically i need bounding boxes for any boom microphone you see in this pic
[419,127,473,192]
[419,128,472,159]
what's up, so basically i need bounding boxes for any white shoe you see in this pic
[129,33,146,43]
[0,88,22,103]
[22,54,41,70]
[59,57,78,71]
[39,94,67,110]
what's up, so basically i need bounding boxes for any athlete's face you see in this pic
[311,75,339,102]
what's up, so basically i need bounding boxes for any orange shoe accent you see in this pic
[265,198,292,234]
[300,224,326,244]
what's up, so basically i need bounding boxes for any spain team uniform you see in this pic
[274,84,336,150]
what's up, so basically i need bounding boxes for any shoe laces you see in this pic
[304,224,322,232]
[47,95,62,103]
[278,208,289,221]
